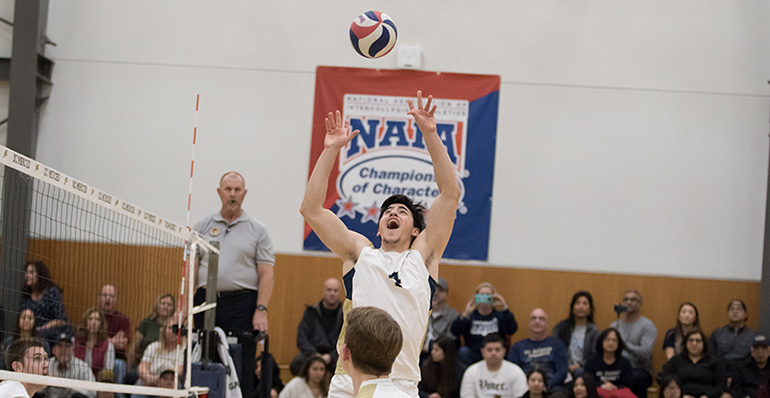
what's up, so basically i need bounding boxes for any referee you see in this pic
[193,171,275,333]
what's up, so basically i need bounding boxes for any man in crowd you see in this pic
[729,334,770,398]
[506,309,569,390]
[193,171,275,333]
[461,334,527,398]
[340,306,409,398]
[45,332,96,398]
[610,290,657,398]
[98,284,129,384]
[711,299,756,362]
[422,277,459,361]
[0,338,49,397]
[291,278,344,375]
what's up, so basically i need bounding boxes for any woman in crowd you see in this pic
[658,375,684,398]
[573,374,600,398]
[279,355,330,398]
[4,309,50,351]
[135,317,184,392]
[552,291,600,375]
[661,329,728,398]
[75,308,115,377]
[20,261,71,341]
[130,293,175,368]
[522,369,549,398]
[451,282,517,365]
[582,328,632,391]
[663,302,700,361]
[419,336,466,398]
[0,309,50,369]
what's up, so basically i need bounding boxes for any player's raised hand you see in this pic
[324,110,359,151]
[407,90,437,134]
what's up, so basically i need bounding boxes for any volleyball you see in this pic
[349,11,398,59]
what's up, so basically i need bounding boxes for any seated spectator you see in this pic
[98,284,130,384]
[291,278,343,376]
[610,290,657,398]
[658,374,683,398]
[254,353,285,398]
[129,293,175,368]
[75,308,115,378]
[663,303,700,361]
[710,299,756,362]
[0,338,49,397]
[460,334,527,398]
[572,375,600,398]
[135,318,183,393]
[582,328,632,392]
[279,355,330,398]
[419,336,466,398]
[45,332,96,398]
[451,282,517,365]
[551,291,599,376]
[20,261,72,342]
[728,334,770,398]
[661,329,728,398]
[2,308,51,368]
[522,369,549,398]
[422,278,459,362]
[506,309,569,390]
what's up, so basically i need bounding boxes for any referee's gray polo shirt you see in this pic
[194,211,275,292]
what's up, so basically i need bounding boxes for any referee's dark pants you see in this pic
[193,288,257,333]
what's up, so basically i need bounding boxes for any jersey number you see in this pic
[388,272,403,288]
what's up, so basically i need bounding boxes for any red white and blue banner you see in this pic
[303,66,500,261]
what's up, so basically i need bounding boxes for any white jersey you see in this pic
[460,361,528,398]
[0,380,30,398]
[336,245,436,382]
[357,378,413,398]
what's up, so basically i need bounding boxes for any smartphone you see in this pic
[475,294,493,304]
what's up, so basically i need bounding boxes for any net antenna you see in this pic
[0,144,214,397]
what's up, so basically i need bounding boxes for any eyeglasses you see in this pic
[622,297,640,302]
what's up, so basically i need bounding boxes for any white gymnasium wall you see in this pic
[28,1,770,279]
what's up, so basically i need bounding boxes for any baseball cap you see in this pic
[753,335,768,347]
[54,332,73,346]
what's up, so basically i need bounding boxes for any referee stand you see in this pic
[194,241,266,398]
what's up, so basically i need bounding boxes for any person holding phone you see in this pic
[451,282,517,365]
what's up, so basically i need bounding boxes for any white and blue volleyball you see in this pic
[349,11,397,59]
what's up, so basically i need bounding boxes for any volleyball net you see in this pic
[0,145,214,397]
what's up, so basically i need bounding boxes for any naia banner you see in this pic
[303,66,500,261]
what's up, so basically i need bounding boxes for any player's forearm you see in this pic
[300,148,339,217]
[423,128,461,199]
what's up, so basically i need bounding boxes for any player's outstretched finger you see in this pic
[416,90,423,109]
[430,105,437,115]
[335,110,342,127]
[424,95,433,111]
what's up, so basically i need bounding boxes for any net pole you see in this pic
[185,240,198,391]
[178,94,200,392]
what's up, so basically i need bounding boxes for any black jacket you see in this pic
[729,356,770,398]
[661,353,727,398]
[296,301,343,362]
